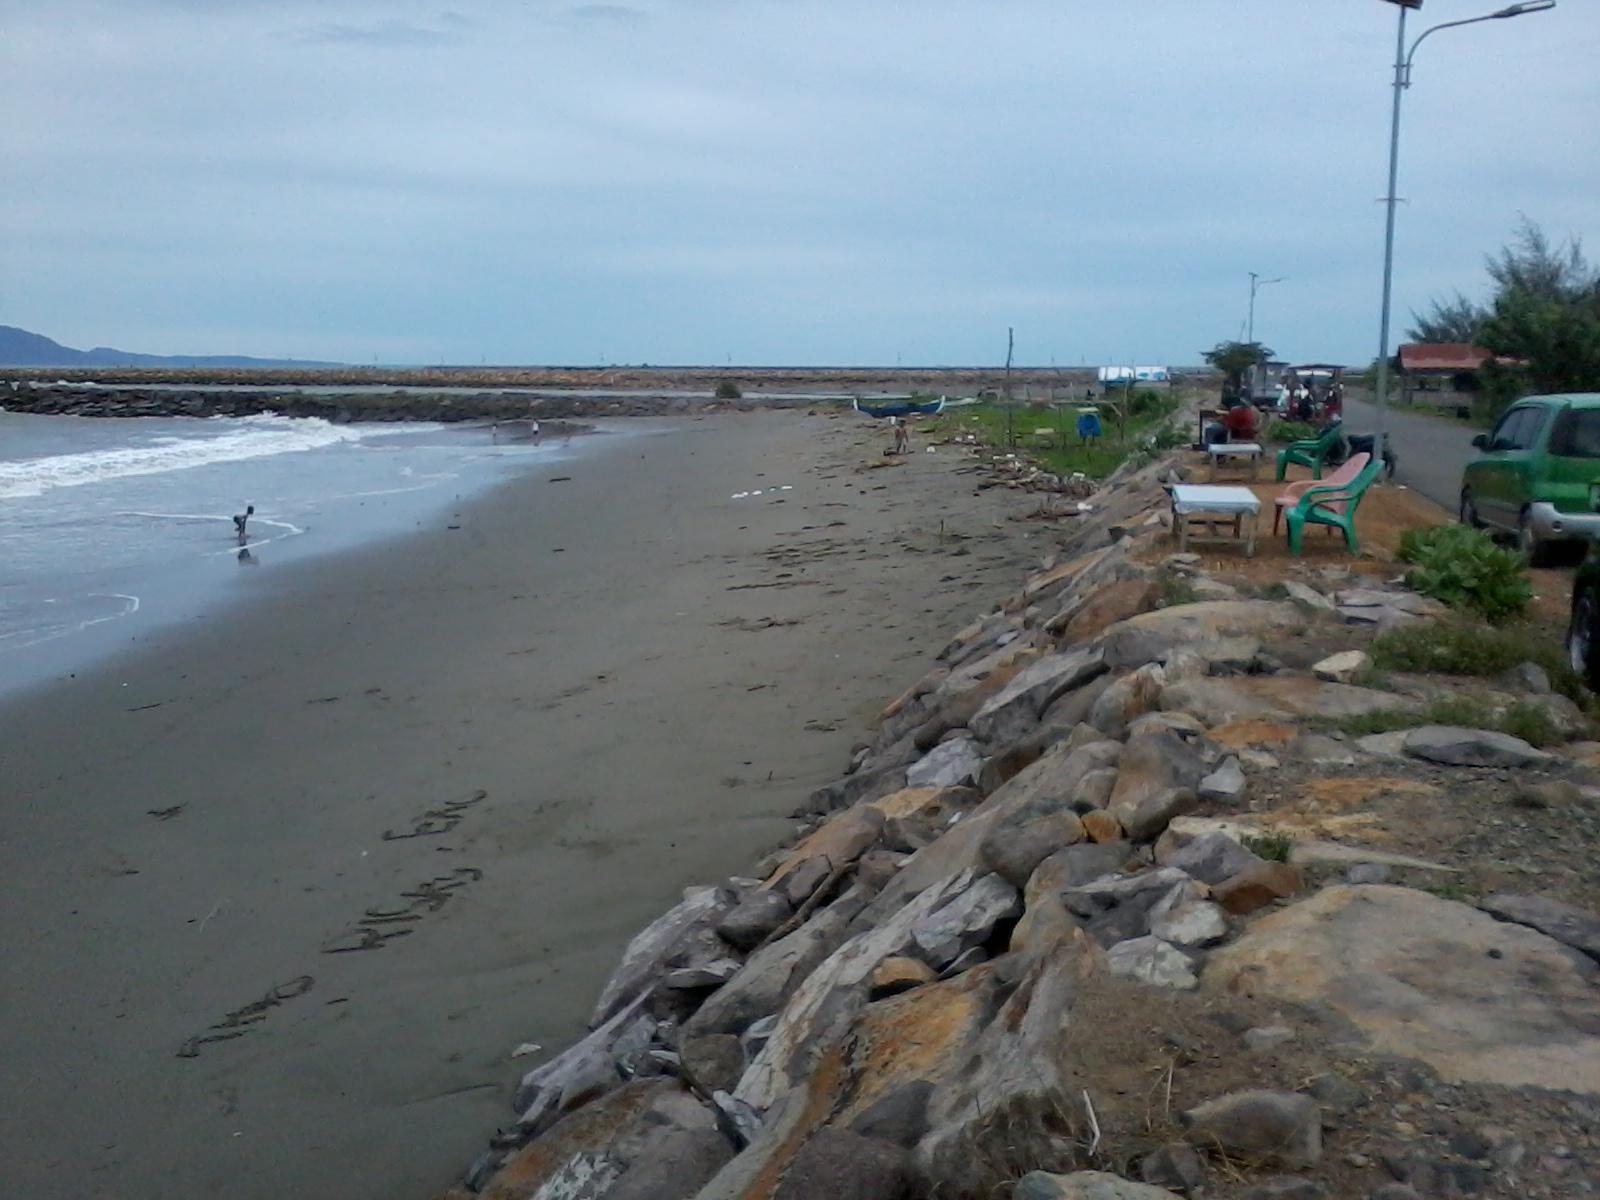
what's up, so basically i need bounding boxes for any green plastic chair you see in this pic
[1285,457,1385,556]
[1275,424,1344,481]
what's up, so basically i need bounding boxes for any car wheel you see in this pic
[1517,509,1555,567]
[1459,488,1482,528]
[1569,585,1600,691]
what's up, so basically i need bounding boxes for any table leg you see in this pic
[1246,509,1258,557]
[1177,512,1188,553]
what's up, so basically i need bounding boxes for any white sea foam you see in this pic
[0,415,426,500]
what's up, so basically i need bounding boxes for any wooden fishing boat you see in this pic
[852,396,945,419]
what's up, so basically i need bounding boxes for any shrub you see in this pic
[714,379,742,399]
[1371,619,1583,700]
[1396,525,1532,624]
[1328,696,1561,747]
[1268,420,1319,444]
[1242,832,1294,863]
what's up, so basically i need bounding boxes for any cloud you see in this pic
[285,16,467,47]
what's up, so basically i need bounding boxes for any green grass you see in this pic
[1242,832,1295,863]
[1425,880,1476,903]
[1371,619,1583,702]
[923,395,1182,481]
[1322,695,1562,747]
[1158,571,1199,607]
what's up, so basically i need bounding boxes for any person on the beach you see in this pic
[233,504,254,544]
[892,417,910,455]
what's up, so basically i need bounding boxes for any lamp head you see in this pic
[1492,0,1556,14]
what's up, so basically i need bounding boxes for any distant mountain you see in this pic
[0,325,341,368]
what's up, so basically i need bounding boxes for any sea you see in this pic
[0,410,573,696]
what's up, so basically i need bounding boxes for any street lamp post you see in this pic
[1371,0,1555,449]
[1247,272,1285,347]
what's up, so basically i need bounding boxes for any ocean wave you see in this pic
[0,415,423,500]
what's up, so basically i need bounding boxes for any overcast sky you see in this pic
[3,0,1596,366]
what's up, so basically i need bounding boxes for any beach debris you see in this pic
[511,1042,543,1059]
[147,804,184,820]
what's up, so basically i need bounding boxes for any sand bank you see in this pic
[0,411,1047,1198]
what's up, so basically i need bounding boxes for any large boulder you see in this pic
[1181,1090,1321,1167]
[906,737,984,789]
[909,873,1022,967]
[1054,578,1163,641]
[716,890,794,952]
[1087,664,1166,739]
[1206,886,1600,1093]
[772,1128,910,1200]
[1106,936,1199,990]
[979,812,1086,889]
[1108,730,1207,841]
[481,1079,732,1200]
[1157,830,1262,884]
[1014,1172,1183,1199]
[1161,676,1412,725]
[1479,893,1600,963]
[1402,725,1554,768]
[590,886,733,1026]
[969,647,1108,746]
[1096,601,1303,670]
[764,807,886,905]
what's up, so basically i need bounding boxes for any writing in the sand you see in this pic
[321,867,485,954]
[176,976,314,1059]
[381,788,487,840]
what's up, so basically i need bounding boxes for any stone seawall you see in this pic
[1,382,819,423]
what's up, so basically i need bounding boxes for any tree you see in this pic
[1406,291,1488,344]
[1201,340,1273,389]
[1414,218,1600,418]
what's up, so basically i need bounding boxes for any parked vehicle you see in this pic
[1459,393,1600,565]
[1567,549,1600,689]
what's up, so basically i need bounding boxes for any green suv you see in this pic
[1460,393,1600,565]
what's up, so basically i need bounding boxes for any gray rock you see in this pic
[738,1014,777,1058]
[1071,767,1120,813]
[1039,841,1136,890]
[1140,1142,1206,1192]
[1356,730,1409,758]
[591,886,733,1025]
[1367,1187,1422,1200]
[514,992,658,1128]
[911,872,1022,967]
[801,761,908,816]
[855,848,907,892]
[663,959,742,989]
[1345,863,1391,885]
[1239,1179,1326,1199]
[1039,673,1117,733]
[980,812,1085,889]
[1182,1089,1321,1166]
[1285,733,1358,768]
[1336,587,1445,616]
[848,1080,934,1148]
[1197,757,1246,803]
[685,889,864,1037]
[1312,649,1371,683]
[1106,935,1199,989]
[1403,725,1554,768]
[1306,1071,1365,1112]
[1087,664,1167,739]
[709,1089,763,1148]
[1128,711,1208,739]
[607,1128,737,1200]
[1480,893,1600,963]
[969,646,1108,745]
[776,855,834,908]
[716,889,794,951]
[1158,830,1263,885]
[1502,660,1553,694]
[1108,730,1207,841]
[772,1128,910,1200]
[1063,867,1191,918]
[1014,1172,1184,1199]
[1242,1025,1294,1051]
[1282,580,1335,611]
[679,1034,746,1097]
[906,736,983,789]
[1149,892,1228,947]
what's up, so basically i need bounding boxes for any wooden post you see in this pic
[1004,327,1015,447]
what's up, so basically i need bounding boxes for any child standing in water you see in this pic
[233,504,254,544]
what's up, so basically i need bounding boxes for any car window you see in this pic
[1491,408,1527,451]
[1513,406,1548,450]
[1549,409,1600,459]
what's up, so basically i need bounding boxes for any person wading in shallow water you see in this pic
[233,504,254,545]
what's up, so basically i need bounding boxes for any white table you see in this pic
[1170,484,1262,557]
[1205,441,1264,480]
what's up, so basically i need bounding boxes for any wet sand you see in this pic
[0,411,1047,1198]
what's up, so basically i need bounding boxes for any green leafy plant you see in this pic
[1396,525,1532,624]
[1372,619,1584,701]
[1267,420,1319,444]
[714,379,743,399]
[1242,832,1294,863]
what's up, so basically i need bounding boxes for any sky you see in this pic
[2,0,1596,367]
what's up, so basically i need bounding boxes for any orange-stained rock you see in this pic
[763,806,885,901]
[1209,719,1300,750]
[1080,810,1123,843]
[1212,862,1304,916]
[1060,578,1162,642]
[869,955,937,997]
[870,788,954,822]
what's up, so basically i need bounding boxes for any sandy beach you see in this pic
[0,410,1046,1198]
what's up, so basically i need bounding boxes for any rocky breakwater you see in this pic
[436,456,1600,1200]
[0,380,810,423]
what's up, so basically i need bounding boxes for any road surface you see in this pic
[1338,390,1481,515]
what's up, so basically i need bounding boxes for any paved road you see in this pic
[1338,390,1481,514]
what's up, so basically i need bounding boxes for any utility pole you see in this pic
[1003,327,1015,447]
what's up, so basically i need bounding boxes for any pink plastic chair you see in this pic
[1272,453,1369,536]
